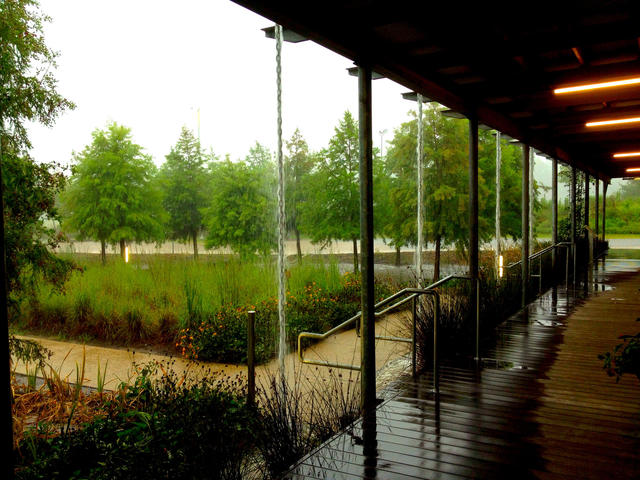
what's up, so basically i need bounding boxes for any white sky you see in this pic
[28,0,412,168]
[28,0,621,198]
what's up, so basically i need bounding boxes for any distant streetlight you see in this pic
[379,129,387,157]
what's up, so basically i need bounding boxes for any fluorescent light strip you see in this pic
[586,117,640,127]
[613,151,640,158]
[625,167,640,172]
[554,77,640,94]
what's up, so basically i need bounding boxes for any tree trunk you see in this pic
[352,238,359,273]
[395,245,401,266]
[120,239,126,260]
[295,227,302,261]
[433,235,441,283]
[192,230,199,259]
[100,240,106,265]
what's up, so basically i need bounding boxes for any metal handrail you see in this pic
[505,241,573,289]
[506,241,571,269]
[297,274,478,380]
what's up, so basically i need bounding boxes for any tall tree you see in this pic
[423,107,471,280]
[285,129,313,260]
[383,106,470,280]
[381,114,419,266]
[159,127,208,259]
[61,123,166,262]
[1,0,76,468]
[300,111,362,272]
[0,0,76,296]
[203,156,276,258]
[382,105,524,280]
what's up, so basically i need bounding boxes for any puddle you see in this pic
[480,358,534,372]
[376,355,411,396]
[534,319,564,327]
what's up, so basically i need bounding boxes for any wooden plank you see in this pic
[286,259,640,479]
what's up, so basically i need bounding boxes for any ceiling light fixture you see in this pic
[554,77,640,94]
[625,167,640,173]
[586,117,640,127]
[614,151,640,158]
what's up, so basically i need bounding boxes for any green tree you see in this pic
[383,106,470,280]
[380,114,419,266]
[285,129,314,260]
[61,123,166,262]
[300,111,362,272]
[1,1,76,465]
[558,166,585,241]
[0,0,76,298]
[159,127,209,259]
[382,105,526,280]
[203,155,276,258]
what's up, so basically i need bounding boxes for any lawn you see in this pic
[13,254,395,364]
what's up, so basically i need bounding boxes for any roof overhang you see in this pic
[233,0,640,181]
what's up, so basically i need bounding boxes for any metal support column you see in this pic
[529,149,534,248]
[584,173,590,227]
[358,65,376,418]
[551,158,558,272]
[603,182,608,243]
[522,144,530,308]
[595,178,600,237]
[495,132,501,275]
[469,114,479,358]
[571,167,577,284]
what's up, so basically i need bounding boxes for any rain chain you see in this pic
[416,94,424,287]
[275,24,287,380]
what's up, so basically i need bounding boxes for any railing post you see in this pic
[411,296,417,378]
[433,294,439,392]
[538,256,542,294]
[475,278,480,363]
[247,310,256,407]
[565,246,569,288]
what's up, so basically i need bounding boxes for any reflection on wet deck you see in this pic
[286,257,640,479]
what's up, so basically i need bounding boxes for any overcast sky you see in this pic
[29,0,619,198]
[28,0,415,168]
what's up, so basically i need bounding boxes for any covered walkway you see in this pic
[286,258,640,479]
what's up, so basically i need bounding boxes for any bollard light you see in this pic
[125,246,129,263]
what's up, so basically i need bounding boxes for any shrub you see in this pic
[15,363,255,480]
[177,272,395,364]
[177,300,277,364]
[599,320,640,383]
[254,368,360,479]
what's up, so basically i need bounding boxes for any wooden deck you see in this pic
[286,257,640,479]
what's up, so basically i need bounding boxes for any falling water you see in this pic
[275,24,287,379]
[416,94,424,288]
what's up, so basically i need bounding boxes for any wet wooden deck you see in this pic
[286,257,640,479]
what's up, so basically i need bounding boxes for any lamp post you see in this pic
[378,129,387,158]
